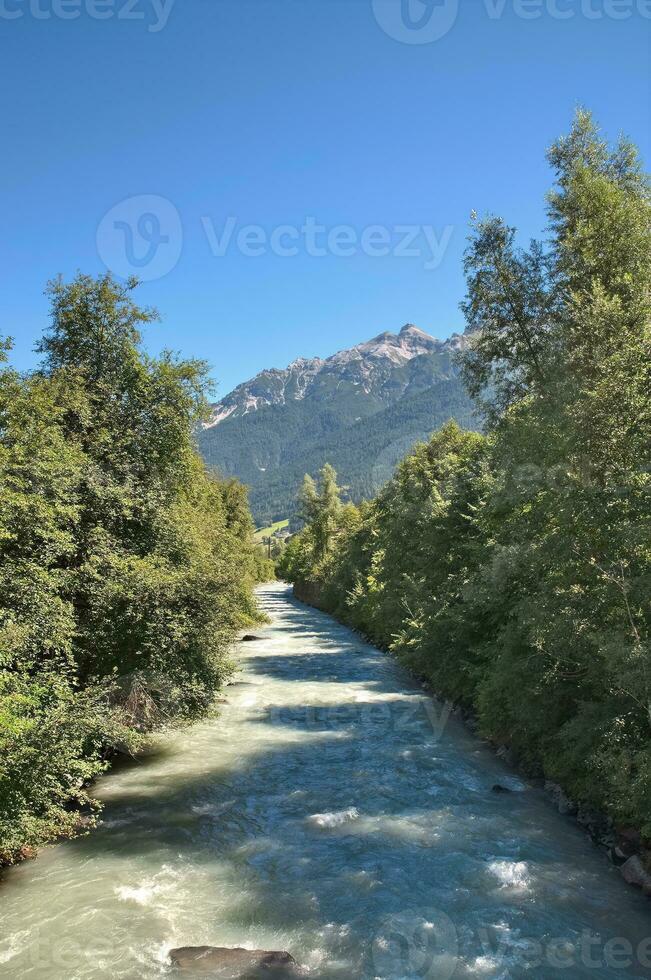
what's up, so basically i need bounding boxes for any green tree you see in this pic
[0,275,260,863]
[282,111,651,839]
[297,463,345,563]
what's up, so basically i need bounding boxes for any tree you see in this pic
[297,464,345,563]
[460,219,557,421]
[0,274,260,863]
[280,111,651,839]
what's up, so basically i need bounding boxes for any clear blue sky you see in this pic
[2,0,650,397]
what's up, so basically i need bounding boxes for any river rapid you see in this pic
[1,582,649,979]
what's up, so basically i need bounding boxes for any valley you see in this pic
[199,325,479,524]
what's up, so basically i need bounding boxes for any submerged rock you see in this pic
[491,784,512,794]
[241,635,261,642]
[620,856,651,894]
[307,807,360,829]
[169,946,298,976]
[609,827,641,865]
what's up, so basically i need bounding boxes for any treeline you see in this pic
[0,274,266,864]
[245,379,478,526]
[279,112,651,839]
[198,339,478,528]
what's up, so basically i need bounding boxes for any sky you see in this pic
[2,0,650,398]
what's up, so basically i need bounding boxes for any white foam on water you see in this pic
[318,922,352,940]
[469,954,502,973]
[488,859,531,891]
[0,929,29,965]
[114,882,161,905]
[307,807,359,828]
[352,812,441,846]
[114,864,183,907]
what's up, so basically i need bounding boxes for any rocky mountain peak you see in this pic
[204,324,462,428]
[400,323,432,340]
[199,322,477,524]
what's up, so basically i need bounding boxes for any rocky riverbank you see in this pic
[292,579,651,899]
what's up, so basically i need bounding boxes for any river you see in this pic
[1,582,649,978]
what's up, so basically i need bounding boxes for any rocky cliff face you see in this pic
[199,324,478,524]
[204,325,466,428]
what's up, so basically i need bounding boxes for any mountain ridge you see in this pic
[204,324,466,428]
[198,324,478,523]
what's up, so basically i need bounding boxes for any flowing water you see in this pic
[1,583,650,979]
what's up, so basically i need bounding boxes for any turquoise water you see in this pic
[1,582,649,978]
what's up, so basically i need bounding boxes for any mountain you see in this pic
[198,324,479,525]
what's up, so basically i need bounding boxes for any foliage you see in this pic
[284,112,651,838]
[199,345,479,526]
[277,464,360,581]
[0,274,260,863]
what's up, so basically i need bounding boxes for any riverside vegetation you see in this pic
[279,113,651,854]
[0,274,272,866]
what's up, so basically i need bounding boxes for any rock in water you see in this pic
[619,856,651,894]
[241,635,261,642]
[169,947,297,977]
[544,780,578,816]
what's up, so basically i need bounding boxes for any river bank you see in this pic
[292,578,651,900]
[1,582,650,979]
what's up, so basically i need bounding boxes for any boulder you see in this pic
[169,947,298,977]
[544,781,577,816]
[491,784,512,794]
[620,856,651,895]
[616,827,642,856]
[609,845,629,867]
[241,635,261,642]
[576,806,614,847]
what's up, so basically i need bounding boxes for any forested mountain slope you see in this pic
[199,324,478,523]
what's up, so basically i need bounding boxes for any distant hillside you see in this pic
[198,324,479,524]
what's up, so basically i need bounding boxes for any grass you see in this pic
[254,519,289,542]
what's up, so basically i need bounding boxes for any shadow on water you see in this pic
[59,691,650,968]
[2,583,650,979]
